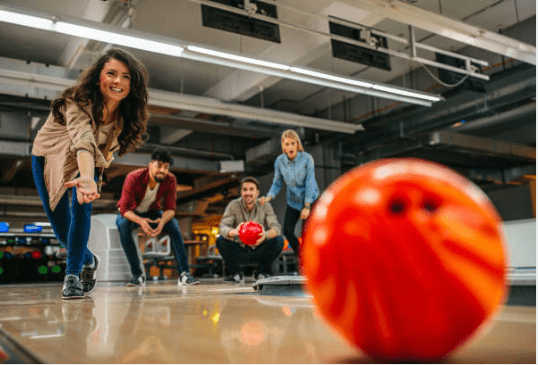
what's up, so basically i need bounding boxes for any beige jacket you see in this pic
[32,99,122,211]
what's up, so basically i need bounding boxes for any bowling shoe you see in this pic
[126,274,146,287]
[179,271,201,285]
[81,254,99,293]
[62,274,85,299]
[55,249,68,260]
[253,271,271,280]
[223,272,244,283]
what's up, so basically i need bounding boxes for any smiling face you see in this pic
[148,160,170,183]
[282,137,298,161]
[99,58,131,105]
[241,182,259,208]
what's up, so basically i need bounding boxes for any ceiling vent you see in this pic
[435,53,487,93]
[201,0,281,43]
[329,21,391,71]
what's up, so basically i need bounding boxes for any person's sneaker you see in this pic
[179,271,200,285]
[223,272,244,283]
[126,275,146,287]
[62,274,85,300]
[55,248,68,260]
[81,254,99,293]
[253,271,271,280]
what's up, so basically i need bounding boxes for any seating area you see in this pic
[142,239,299,280]
[141,234,223,279]
[141,235,176,280]
[192,248,298,279]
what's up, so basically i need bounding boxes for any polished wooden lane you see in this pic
[0,280,535,363]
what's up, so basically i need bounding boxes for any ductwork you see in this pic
[452,102,535,132]
[428,131,535,161]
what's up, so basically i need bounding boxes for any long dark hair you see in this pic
[51,48,149,156]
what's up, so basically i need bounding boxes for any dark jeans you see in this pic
[32,155,94,275]
[116,211,190,277]
[216,235,284,274]
[283,205,302,257]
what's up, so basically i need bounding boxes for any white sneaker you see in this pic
[223,272,245,283]
[126,275,146,287]
[179,271,200,285]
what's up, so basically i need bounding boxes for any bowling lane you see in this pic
[0,280,535,364]
[0,280,359,363]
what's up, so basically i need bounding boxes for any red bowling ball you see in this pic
[302,158,508,362]
[239,221,263,246]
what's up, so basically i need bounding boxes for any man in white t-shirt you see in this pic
[116,148,199,286]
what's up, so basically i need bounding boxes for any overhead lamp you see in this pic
[0,7,185,57]
[187,45,290,70]
[0,5,442,106]
[372,84,441,102]
[55,23,185,57]
[0,9,52,29]
[290,67,373,88]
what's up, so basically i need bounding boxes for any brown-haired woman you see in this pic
[32,48,149,299]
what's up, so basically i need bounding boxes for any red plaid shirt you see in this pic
[117,168,177,216]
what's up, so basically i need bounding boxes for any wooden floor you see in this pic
[0,279,535,364]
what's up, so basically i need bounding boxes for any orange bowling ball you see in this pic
[302,158,507,361]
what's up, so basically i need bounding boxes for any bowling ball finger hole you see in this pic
[422,199,439,213]
[388,199,406,214]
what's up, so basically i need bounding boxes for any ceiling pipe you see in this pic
[452,102,536,132]
[0,3,441,106]
[189,0,490,80]
[142,142,235,160]
[0,67,364,134]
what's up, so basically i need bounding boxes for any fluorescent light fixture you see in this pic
[372,84,442,102]
[0,9,52,29]
[290,67,373,88]
[0,5,443,106]
[187,45,290,70]
[55,23,184,57]
[0,9,184,57]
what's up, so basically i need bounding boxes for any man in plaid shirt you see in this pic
[116,148,199,286]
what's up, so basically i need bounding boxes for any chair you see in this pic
[194,244,225,277]
[143,235,171,258]
[142,235,176,280]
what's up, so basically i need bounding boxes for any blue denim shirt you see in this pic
[267,151,319,211]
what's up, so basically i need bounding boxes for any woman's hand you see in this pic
[259,196,271,205]
[300,207,311,220]
[64,177,100,204]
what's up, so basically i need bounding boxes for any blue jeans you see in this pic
[32,155,94,275]
[216,235,284,274]
[116,211,190,277]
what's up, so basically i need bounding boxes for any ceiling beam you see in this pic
[343,0,535,65]
[0,3,441,106]
[59,0,112,68]
[428,130,536,161]
[0,57,364,134]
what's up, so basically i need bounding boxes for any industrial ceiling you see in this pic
[0,0,535,224]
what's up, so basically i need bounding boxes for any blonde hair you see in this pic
[281,129,304,153]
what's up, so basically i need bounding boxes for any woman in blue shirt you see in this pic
[259,130,319,257]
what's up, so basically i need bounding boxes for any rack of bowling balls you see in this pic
[0,232,65,283]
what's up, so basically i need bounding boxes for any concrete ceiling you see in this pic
[0,0,535,223]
